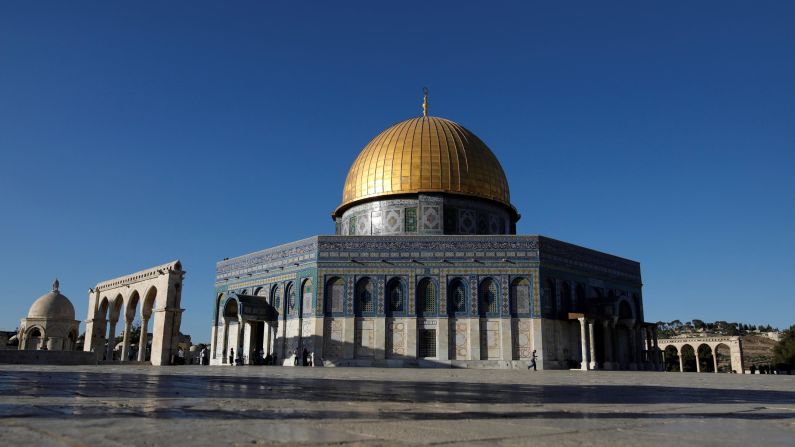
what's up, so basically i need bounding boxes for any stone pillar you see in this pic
[235,318,243,361]
[712,346,719,373]
[263,322,271,356]
[120,320,133,362]
[242,321,252,365]
[678,346,684,372]
[588,321,597,370]
[137,316,149,362]
[695,350,701,373]
[105,320,117,361]
[578,317,589,371]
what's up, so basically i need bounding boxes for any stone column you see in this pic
[695,350,701,373]
[233,319,242,358]
[120,320,133,362]
[242,321,252,365]
[105,320,117,361]
[678,347,683,372]
[263,322,271,356]
[137,316,149,362]
[712,346,718,373]
[578,317,589,371]
[588,321,597,370]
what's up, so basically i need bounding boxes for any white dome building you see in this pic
[19,279,80,351]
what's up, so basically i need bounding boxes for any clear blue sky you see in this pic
[1,2,793,341]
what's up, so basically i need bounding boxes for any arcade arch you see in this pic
[84,261,184,366]
[657,336,745,373]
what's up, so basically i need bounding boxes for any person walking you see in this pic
[528,350,537,371]
[229,347,235,366]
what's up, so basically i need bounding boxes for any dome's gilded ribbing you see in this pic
[335,116,511,217]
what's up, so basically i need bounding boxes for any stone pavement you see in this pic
[0,365,793,446]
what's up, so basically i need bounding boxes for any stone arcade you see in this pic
[210,100,661,370]
[83,261,185,365]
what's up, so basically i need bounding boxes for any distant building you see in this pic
[18,280,79,351]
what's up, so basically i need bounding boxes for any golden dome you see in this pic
[334,116,512,217]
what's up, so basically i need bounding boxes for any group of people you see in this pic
[292,348,313,366]
[224,347,317,366]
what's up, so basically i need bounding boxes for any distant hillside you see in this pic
[742,335,777,367]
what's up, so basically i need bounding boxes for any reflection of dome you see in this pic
[334,116,512,218]
[28,289,75,320]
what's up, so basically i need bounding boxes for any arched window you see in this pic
[301,279,313,316]
[417,278,436,316]
[510,278,530,316]
[325,277,344,314]
[355,278,374,315]
[386,278,404,314]
[271,285,282,314]
[286,283,296,315]
[479,278,498,316]
[448,278,466,315]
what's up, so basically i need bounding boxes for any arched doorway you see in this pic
[25,327,43,350]
[222,298,239,364]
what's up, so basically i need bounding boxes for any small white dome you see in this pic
[28,281,75,320]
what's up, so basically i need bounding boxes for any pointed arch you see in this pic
[479,277,498,316]
[301,278,313,316]
[448,277,467,315]
[386,277,405,315]
[416,278,437,317]
[510,277,530,316]
[125,290,140,323]
[324,277,344,315]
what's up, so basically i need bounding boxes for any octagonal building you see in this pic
[210,103,661,370]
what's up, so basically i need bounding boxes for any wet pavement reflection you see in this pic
[1,365,793,446]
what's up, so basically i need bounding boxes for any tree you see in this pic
[773,324,795,369]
